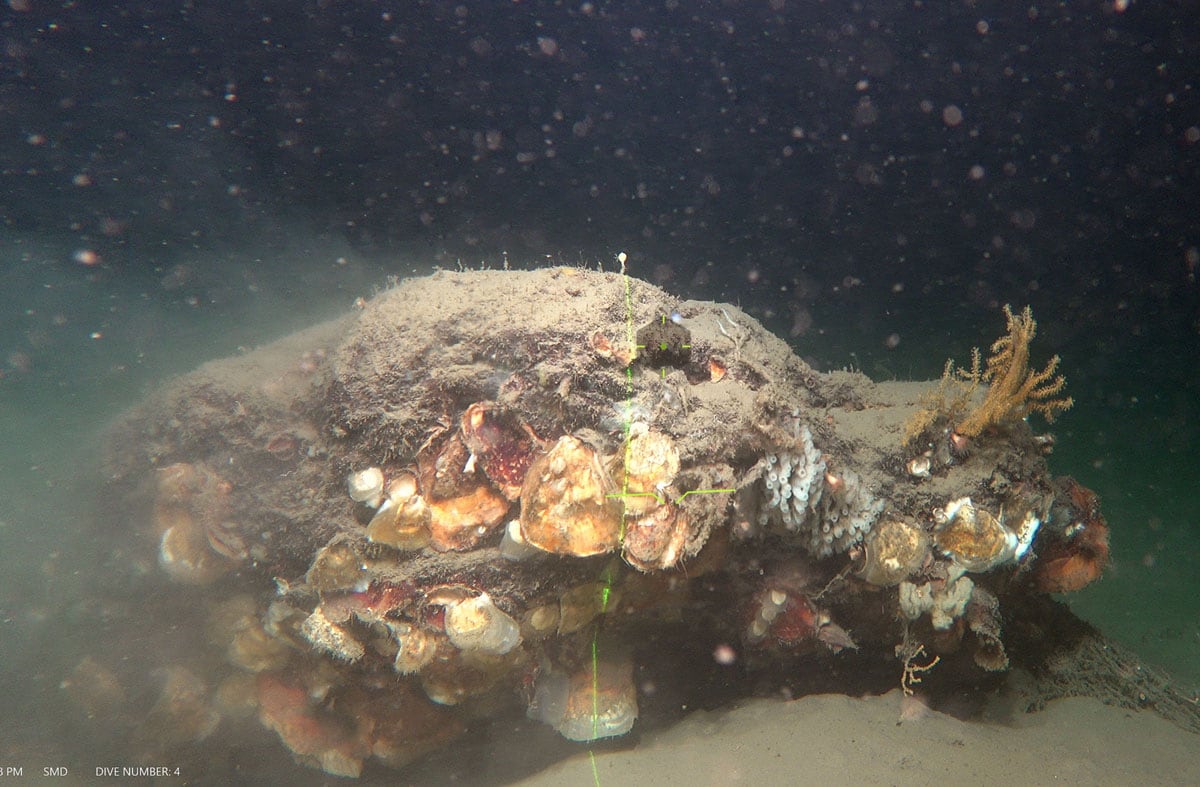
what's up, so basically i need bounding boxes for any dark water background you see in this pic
[1,0,1197,782]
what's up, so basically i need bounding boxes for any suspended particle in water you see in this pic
[712,643,738,665]
[73,249,100,267]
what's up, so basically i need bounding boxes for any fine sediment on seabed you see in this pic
[82,268,1198,780]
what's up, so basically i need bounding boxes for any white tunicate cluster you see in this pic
[758,424,882,558]
[747,588,790,640]
[759,424,827,530]
[814,467,885,558]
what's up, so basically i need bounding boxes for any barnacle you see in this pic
[442,593,522,655]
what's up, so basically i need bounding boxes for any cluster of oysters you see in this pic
[87,269,1112,779]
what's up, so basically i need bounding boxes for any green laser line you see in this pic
[586,255,731,784]
[607,488,737,507]
[583,255,638,786]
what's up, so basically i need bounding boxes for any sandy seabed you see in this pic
[518,691,1200,786]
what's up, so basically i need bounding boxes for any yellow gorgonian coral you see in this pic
[955,305,1073,437]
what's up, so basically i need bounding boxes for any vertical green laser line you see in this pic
[587,255,638,786]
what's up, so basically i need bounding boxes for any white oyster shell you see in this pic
[444,593,521,655]
[346,467,385,506]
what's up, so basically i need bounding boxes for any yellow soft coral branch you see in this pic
[955,305,1073,437]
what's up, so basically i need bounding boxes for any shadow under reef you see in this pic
[37,573,1200,787]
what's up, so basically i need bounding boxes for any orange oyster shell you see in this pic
[622,503,690,572]
[417,430,511,551]
[608,426,680,516]
[708,357,728,383]
[1033,549,1103,593]
[335,685,464,769]
[533,659,638,742]
[426,485,510,551]
[519,435,621,557]
[255,672,367,777]
[934,500,1014,572]
[589,328,635,365]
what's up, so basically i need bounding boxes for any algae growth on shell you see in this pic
[84,267,1184,780]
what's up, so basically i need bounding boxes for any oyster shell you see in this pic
[933,497,1016,573]
[609,425,680,516]
[905,455,932,478]
[416,431,512,551]
[136,666,220,749]
[622,502,689,571]
[306,541,367,593]
[152,461,240,584]
[228,623,293,673]
[521,603,561,640]
[61,656,125,720]
[519,435,621,557]
[443,593,522,656]
[301,607,365,662]
[558,582,617,634]
[367,491,431,551]
[426,485,510,552]
[347,467,385,506]
[390,623,442,676]
[417,431,477,501]
[157,508,230,585]
[856,517,930,586]
[529,659,638,742]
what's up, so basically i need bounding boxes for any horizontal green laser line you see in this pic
[607,488,736,506]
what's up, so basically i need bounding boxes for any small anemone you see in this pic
[600,400,653,432]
